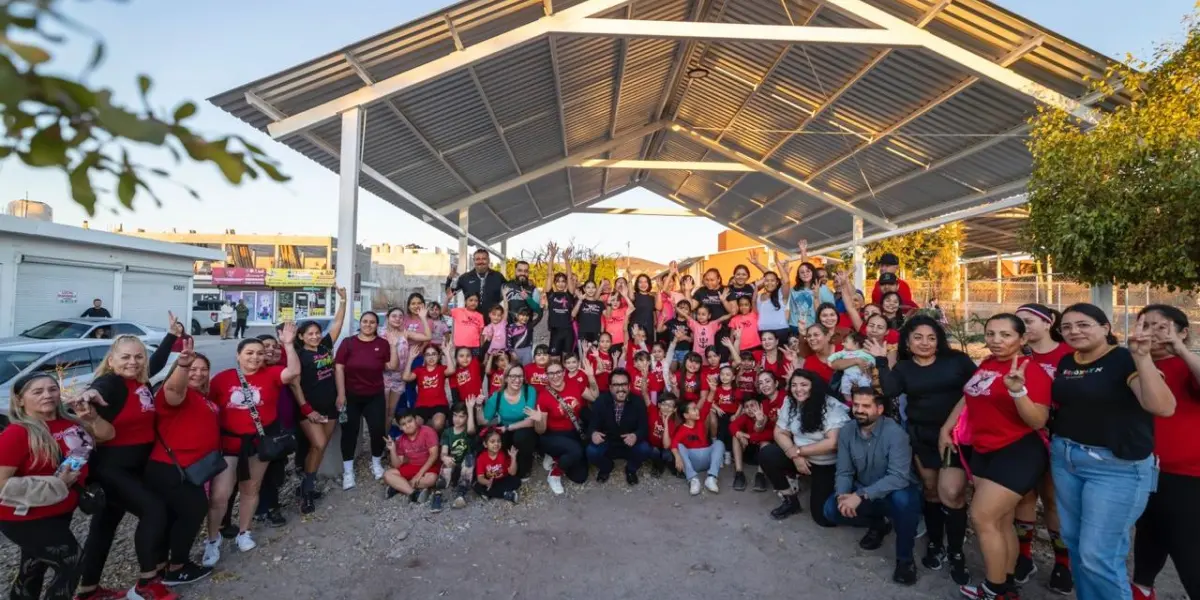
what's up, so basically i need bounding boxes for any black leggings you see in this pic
[548,327,575,357]
[341,391,386,461]
[473,476,521,499]
[502,429,538,479]
[716,413,734,448]
[1133,471,1200,596]
[539,431,588,484]
[81,444,167,584]
[0,514,81,600]
[144,461,208,567]
[758,443,838,527]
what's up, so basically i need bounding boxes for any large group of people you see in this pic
[0,243,1195,600]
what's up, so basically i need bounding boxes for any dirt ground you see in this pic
[7,458,1184,600]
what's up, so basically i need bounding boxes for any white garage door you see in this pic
[15,261,116,333]
[121,270,190,329]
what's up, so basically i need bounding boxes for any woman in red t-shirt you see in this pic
[1133,305,1200,599]
[534,370,589,487]
[205,325,301,564]
[801,324,836,385]
[1014,302,1072,588]
[944,314,1050,599]
[334,312,399,489]
[0,373,112,600]
[78,335,175,597]
[403,343,457,432]
[146,339,221,584]
[472,429,521,502]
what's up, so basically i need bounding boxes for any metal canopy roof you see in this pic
[210,0,1126,255]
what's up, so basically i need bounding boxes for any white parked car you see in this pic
[0,339,177,424]
[4,318,167,347]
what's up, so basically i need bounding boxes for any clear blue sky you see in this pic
[2,0,1193,263]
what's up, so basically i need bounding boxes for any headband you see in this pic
[1016,305,1053,324]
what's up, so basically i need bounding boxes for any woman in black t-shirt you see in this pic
[630,274,658,345]
[873,315,976,584]
[292,288,347,512]
[1050,303,1175,600]
[691,268,728,321]
[543,244,577,358]
[573,280,606,345]
[723,264,757,316]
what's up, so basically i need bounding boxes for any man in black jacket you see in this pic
[585,369,653,485]
[447,248,506,315]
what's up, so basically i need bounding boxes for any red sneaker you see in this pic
[128,578,179,600]
[1131,584,1157,600]
[74,588,128,600]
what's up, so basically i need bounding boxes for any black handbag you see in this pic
[74,482,105,515]
[237,369,296,462]
[154,412,226,486]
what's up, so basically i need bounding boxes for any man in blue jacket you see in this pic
[586,369,653,486]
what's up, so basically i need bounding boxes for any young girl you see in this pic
[426,301,450,347]
[403,344,458,433]
[710,365,740,466]
[732,350,760,400]
[603,292,630,354]
[674,352,704,403]
[449,294,485,356]
[507,307,540,366]
[482,305,508,356]
[671,400,724,496]
[473,429,521,503]
[450,347,483,404]
[687,305,726,355]
[573,281,606,347]
[523,345,552,390]
[484,351,511,395]
[630,351,654,401]
[648,394,680,477]
[729,297,762,351]
[649,341,670,402]
[439,401,477,509]
[543,244,577,359]
[586,335,616,392]
[562,353,590,399]
[700,348,722,394]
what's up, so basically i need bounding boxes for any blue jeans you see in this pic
[821,484,921,562]
[677,441,725,481]
[1051,437,1158,600]
[402,354,425,412]
[587,441,653,475]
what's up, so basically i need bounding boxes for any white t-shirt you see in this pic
[775,395,850,466]
[756,293,789,331]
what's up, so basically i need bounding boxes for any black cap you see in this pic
[879,272,899,285]
[879,253,899,266]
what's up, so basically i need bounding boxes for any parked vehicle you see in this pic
[0,339,177,424]
[193,299,224,335]
[274,316,335,335]
[4,318,167,347]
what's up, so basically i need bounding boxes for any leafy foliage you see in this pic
[504,242,619,288]
[840,223,963,282]
[942,312,988,351]
[0,1,288,214]
[1025,8,1200,290]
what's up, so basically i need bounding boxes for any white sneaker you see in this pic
[370,462,385,480]
[542,454,554,472]
[235,531,256,553]
[343,470,356,490]
[201,538,220,567]
[705,476,720,494]
[547,474,565,495]
[689,478,701,496]
[724,452,732,466]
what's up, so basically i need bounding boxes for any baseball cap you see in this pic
[879,253,899,266]
[879,272,899,285]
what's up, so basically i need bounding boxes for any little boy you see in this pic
[507,307,540,365]
[730,396,775,492]
[439,401,477,509]
[384,412,440,510]
[828,332,876,404]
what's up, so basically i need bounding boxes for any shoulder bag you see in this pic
[237,369,297,462]
[154,410,226,486]
[545,386,585,441]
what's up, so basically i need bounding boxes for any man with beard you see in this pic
[824,387,922,586]
[448,248,506,315]
[585,369,652,485]
[503,260,541,324]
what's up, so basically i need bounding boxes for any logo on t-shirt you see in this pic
[420,374,440,389]
[484,461,504,478]
[228,384,262,410]
[56,424,94,459]
[135,385,155,412]
[964,370,1000,397]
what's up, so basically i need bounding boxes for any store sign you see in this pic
[266,269,335,288]
[57,290,77,304]
[212,267,267,286]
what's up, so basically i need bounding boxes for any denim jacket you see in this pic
[834,417,916,500]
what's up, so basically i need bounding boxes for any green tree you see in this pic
[1024,9,1200,290]
[504,242,619,288]
[1,1,288,214]
[841,223,962,282]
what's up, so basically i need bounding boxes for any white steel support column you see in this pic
[1091,283,1115,318]
[336,107,362,341]
[500,240,508,263]
[457,209,470,273]
[851,216,866,291]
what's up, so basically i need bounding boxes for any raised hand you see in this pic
[279,321,297,345]
[747,248,760,265]
[176,338,196,367]
[508,445,519,459]
[864,338,888,358]
[1128,329,1153,359]
[167,310,179,333]
[466,395,479,410]
[1003,356,1028,394]
[797,239,807,255]
[336,287,347,300]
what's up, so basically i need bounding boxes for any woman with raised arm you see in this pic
[333,312,397,491]
[544,244,577,359]
[291,287,348,514]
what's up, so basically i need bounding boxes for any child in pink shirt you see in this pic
[449,295,485,353]
[729,297,761,350]
[603,294,630,351]
[687,305,725,354]
[482,304,507,355]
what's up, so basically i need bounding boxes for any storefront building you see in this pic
[210,267,336,324]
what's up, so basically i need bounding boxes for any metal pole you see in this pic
[1123,286,1130,340]
[996,254,1003,304]
[963,265,971,322]
[457,209,470,273]
[335,107,362,341]
[852,216,866,292]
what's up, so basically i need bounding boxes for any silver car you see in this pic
[0,339,176,422]
[5,318,167,347]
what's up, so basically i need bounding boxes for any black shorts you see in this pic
[908,422,967,471]
[969,432,1047,495]
[411,406,449,423]
[740,441,763,466]
[310,396,339,420]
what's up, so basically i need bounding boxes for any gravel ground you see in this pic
[3,457,1184,600]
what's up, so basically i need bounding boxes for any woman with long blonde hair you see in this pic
[76,335,176,600]
[0,373,113,600]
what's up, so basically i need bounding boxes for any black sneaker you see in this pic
[732,471,747,491]
[625,471,639,486]
[219,523,239,540]
[430,492,444,513]
[163,561,212,587]
[650,461,664,478]
[452,488,467,509]
[770,494,802,520]
[752,471,768,492]
[264,508,286,527]
[893,560,917,586]
[949,551,971,586]
[1047,563,1073,595]
[922,542,946,570]
[408,491,421,503]
[1014,555,1037,584]
[859,520,892,551]
[386,487,400,500]
[300,491,316,515]
[596,471,610,483]
[503,490,519,504]
[435,476,447,491]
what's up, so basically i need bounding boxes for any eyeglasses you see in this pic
[547,371,564,376]
[505,374,523,380]
[610,382,629,388]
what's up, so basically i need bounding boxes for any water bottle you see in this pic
[338,406,348,424]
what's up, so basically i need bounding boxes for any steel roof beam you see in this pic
[578,159,752,171]
[824,0,1100,125]
[575,207,699,217]
[669,123,895,230]
[965,222,1018,238]
[603,4,633,197]
[555,19,925,47]
[488,184,640,243]
[244,92,504,258]
[546,36,576,206]
[262,0,636,139]
[639,0,710,183]
[965,240,1008,254]
[657,194,795,257]
[437,121,664,215]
